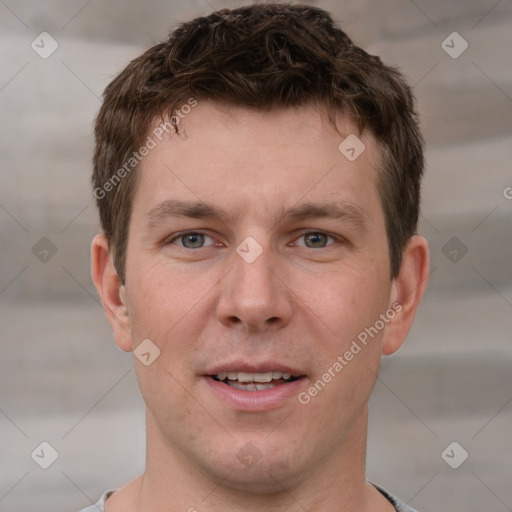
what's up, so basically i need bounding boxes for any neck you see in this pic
[118,407,387,512]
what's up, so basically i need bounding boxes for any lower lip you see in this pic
[203,376,305,412]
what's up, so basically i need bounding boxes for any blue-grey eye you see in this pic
[302,232,330,248]
[180,233,206,248]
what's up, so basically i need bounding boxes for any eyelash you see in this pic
[166,231,341,249]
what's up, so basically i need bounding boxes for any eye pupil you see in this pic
[305,232,327,248]
[183,233,204,248]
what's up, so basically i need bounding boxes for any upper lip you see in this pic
[205,361,304,377]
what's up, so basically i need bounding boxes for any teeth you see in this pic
[215,371,294,383]
[227,381,277,391]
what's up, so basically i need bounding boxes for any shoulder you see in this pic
[373,483,419,512]
[77,490,115,512]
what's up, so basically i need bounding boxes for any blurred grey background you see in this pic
[1,0,511,511]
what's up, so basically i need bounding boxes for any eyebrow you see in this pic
[282,201,368,231]
[145,200,232,228]
[145,199,369,232]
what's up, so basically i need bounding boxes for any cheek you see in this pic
[304,267,390,402]
[124,267,215,412]
[295,259,390,342]
[128,267,211,425]
[294,262,390,404]
[127,259,210,338]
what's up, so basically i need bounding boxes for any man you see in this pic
[86,3,429,511]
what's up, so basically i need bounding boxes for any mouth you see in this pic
[209,371,301,392]
[203,362,306,411]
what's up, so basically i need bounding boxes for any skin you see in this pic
[92,102,429,512]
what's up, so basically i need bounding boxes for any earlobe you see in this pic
[91,234,133,352]
[382,235,429,356]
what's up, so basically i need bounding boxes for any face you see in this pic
[116,103,398,491]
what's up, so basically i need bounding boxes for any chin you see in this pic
[201,441,303,494]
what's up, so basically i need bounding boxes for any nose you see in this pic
[216,243,294,334]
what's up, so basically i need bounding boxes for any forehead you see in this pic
[132,102,383,226]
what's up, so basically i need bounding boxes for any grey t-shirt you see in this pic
[79,485,417,511]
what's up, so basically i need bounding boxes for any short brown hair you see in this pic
[93,3,424,283]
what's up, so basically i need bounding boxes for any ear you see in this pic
[91,233,133,352]
[382,235,429,356]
